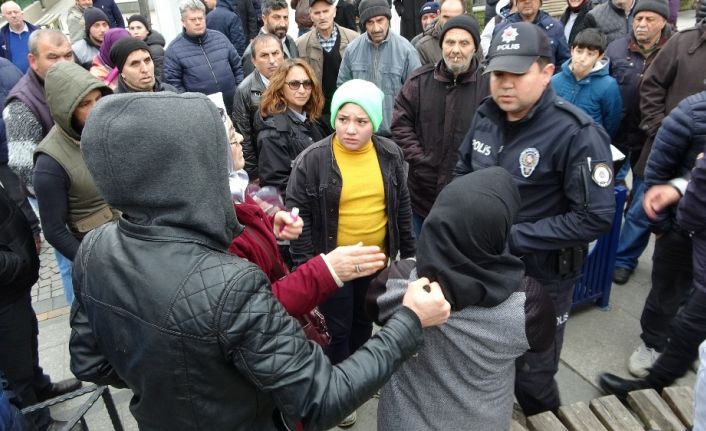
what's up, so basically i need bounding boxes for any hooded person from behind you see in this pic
[32,61,117,262]
[368,166,555,431]
[68,91,450,430]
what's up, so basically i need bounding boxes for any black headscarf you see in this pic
[416,167,525,310]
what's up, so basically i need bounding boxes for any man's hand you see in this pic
[273,210,303,240]
[643,184,681,220]
[402,278,451,328]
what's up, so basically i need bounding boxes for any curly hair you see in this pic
[259,58,324,121]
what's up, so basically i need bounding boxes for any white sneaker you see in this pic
[338,411,357,428]
[628,343,660,378]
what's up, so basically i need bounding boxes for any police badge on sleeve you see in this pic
[592,163,612,187]
[519,148,540,178]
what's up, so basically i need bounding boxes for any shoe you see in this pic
[338,411,356,428]
[613,267,633,285]
[628,343,660,378]
[599,372,654,402]
[36,378,82,402]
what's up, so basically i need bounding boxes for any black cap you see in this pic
[109,38,151,72]
[633,0,669,20]
[127,14,151,32]
[438,14,481,49]
[84,7,110,35]
[484,22,553,74]
[309,0,334,6]
[358,0,392,25]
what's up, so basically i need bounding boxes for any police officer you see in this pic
[454,22,615,415]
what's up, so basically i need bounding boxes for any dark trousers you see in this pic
[515,277,576,416]
[318,275,374,365]
[648,288,706,388]
[0,294,52,430]
[640,230,693,351]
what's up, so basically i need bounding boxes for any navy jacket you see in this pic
[678,145,706,292]
[645,90,706,234]
[164,29,243,116]
[207,0,248,55]
[454,88,615,280]
[0,22,38,64]
[494,11,570,67]
[0,58,22,164]
[93,0,125,28]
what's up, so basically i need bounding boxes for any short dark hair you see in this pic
[571,28,607,54]
[262,0,288,15]
[251,33,282,58]
[536,56,551,68]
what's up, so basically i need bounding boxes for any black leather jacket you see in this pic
[232,70,266,179]
[285,134,416,266]
[69,92,425,431]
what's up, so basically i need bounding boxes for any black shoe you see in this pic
[612,267,633,285]
[598,372,654,402]
[36,378,82,402]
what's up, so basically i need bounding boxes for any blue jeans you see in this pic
[54,250,74,305]
[412,212,425,239]
[614,177,651,270]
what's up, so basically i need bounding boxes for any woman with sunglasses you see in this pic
[256,59,329,195]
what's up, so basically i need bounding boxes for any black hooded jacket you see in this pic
[69,92,425,430]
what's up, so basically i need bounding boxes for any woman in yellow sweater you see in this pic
[286,79,415,425]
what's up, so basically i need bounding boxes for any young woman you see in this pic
[89,28,131,90]
[256,59,329,195]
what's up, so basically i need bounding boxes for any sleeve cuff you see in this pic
[669,177,689,196]
[320,253,344,287]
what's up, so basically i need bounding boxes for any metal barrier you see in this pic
[572,185,629,310]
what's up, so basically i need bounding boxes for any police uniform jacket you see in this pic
[454,87,615,280]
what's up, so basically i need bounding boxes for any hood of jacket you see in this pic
[560,56,610,81]
[44,61,111,141]
[144,29,166,48]
[80,92,242,249]
[216,0,236,12]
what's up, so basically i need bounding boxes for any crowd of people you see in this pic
[1,0,706,428]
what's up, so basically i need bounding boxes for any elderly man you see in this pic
[589,0,638,45]
[71,7,110,68]
[393,15,487,236]
[0,1,38,73]
[454,22,614,415]
[606,0,670,289]
[337,0,421,137]
[494,0,570,67]
[5,29,76,304]
[414,0,465,64]
[66,0,94,43]
[110,38,178,93]
[296,0,359,123]
[164,0,243,115]
[232,33,283,181]
[69,89,450,430]
[242,0,299,76]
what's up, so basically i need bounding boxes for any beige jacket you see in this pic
[295,24,359,80]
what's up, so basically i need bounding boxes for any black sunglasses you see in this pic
[286,80,313,90]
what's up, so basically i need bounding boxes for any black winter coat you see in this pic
[232,70,266,179]
[391,59,488,217]
[0,185,39,305]
[207,0,248,55]
[560,2,597,45]
[286,134,416,266]
[256,110,328,193]
[144,31,166,80]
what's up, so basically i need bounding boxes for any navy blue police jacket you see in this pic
[454,87,615,281]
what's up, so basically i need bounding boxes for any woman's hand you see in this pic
[273,210,303,240]
[325,242,387,282]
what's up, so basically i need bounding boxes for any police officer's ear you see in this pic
[535,56,554,85]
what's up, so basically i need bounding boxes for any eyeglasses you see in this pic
[286,80,313,90]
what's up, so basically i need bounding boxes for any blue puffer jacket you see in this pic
[0,58,22,165]
[551,58,623,138]
[164,29,243,115]
[207,0,247,55]
[645,90,706,233]
[494,11,570,67]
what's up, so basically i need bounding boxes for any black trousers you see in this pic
[515,277,576,416]
[640,230,693,351]
[0,294,52,430]
[318,274,374,365]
